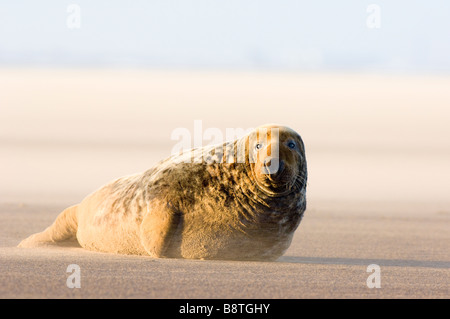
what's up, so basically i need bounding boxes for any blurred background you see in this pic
[2,0,450,71]
[1,1,450,209]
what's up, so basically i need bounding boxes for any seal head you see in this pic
[245,124,307,198]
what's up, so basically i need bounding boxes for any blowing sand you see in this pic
[0,69,449,298]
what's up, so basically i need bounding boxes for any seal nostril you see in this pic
[263,158,284,175]
[264,158,272,168]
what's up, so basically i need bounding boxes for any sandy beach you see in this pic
[1,69,449,298]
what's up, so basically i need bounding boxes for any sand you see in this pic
[0,69,449,298]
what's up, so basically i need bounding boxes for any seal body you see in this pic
[19,124,307,261]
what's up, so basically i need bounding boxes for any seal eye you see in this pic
[287,142,296,149]
[255,143,263,150]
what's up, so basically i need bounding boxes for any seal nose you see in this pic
[263,157,284,176]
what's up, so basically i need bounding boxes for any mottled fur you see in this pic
[19,124,307,261]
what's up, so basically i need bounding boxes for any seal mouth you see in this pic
[255,162,307,197]
[262,159,295,187]
[254,169,299,197]
[268,172,295,189]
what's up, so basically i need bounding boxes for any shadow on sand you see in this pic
[278,256,450,269]
[17,238,449,269]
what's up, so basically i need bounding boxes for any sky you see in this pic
[0,0,449,72]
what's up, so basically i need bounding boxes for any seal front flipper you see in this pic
[140,202,183,258]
